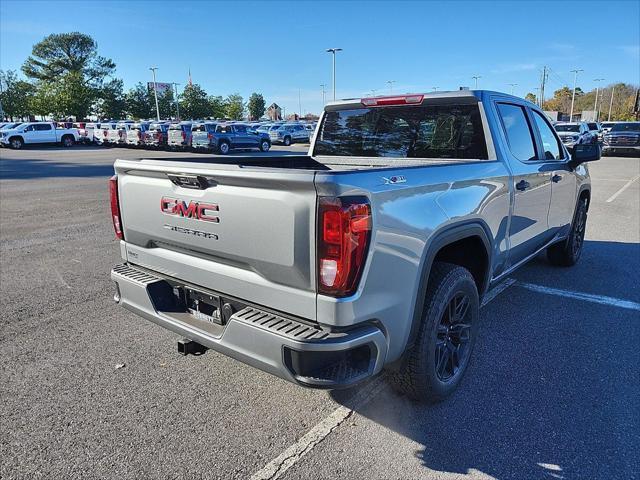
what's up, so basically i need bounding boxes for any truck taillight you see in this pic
[109,175,124,240]
[207,133,213,140]
[182,131,186,140]
[318,197,371,297]
[361,94,424,107]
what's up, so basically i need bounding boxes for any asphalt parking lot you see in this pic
[1,146,638,480]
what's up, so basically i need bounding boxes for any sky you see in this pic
[1,0,639,115]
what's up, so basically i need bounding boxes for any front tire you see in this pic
[218,141,230,155]
[9,137,23,149]
[260,140,271,152]
[283,136,291,146]
[547,198,588,266]
[389,262,479,403]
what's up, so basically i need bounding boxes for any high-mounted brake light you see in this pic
[318,196,371,297]
[361,94,424,107]
[109,175,124,240]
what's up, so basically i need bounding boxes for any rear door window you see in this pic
[496,103,536,161]
[315,103,488,159]
[531,110,563,160]
[35,124,52,131]
[234,125,247,133]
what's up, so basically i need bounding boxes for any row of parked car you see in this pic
[0,119,317,153]
[83,119,315,154]
[553,120,640,156]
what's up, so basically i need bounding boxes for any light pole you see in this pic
[472,75,481,89]
[534,87,541,107]
[320,84,326,105]
[508,83,518,95]
[387,80,396,93]
[298,89,302,119]
[593,78,604,121]
[149,67,161,121]
[370,89,378,96]
[608,85,616,121]
[569,68,583,122]
[326,48,342,101]
[172,82,181,120]
[432,86,439,92]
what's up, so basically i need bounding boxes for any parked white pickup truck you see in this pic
[0,122,79,149]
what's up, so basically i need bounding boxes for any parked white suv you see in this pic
[0,122,79,149]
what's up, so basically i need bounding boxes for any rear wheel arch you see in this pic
[396,222,492,364]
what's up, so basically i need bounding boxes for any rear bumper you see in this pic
[111,263,387,388]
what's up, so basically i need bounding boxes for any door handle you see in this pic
[552,174,563,183]
[515,180,530,191]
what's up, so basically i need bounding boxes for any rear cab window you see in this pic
[496,103,536,161]
[314,102,488,159]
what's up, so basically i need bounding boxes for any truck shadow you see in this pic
[330,240,639,479]
[0,157,115,180]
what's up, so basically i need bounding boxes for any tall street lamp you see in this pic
[472,75,481,89]
[569,68,583,122]
[508,83,518,95]
[387,80,396,93]
[149,66,160,121]
[320,84,326,105]
[326,48,342,101]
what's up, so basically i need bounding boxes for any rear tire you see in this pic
[547,198,588,266]
[388,262,479,403]
[62,135,75,147]
[260,140,271,152]
[283,136,291,146]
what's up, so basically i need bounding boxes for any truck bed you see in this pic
[129,154,474,172]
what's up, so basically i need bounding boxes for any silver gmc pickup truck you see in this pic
[110,90,600,402]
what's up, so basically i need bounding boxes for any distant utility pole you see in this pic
[608,85,616,121]
[533,87,541,106]
[149,66,160,121]
[569,68,583,122]
[320,84,326,105]
[172,82,181,120]
[471,75,481,89]
[593,78,604,121]
[508,83,518,95]
[326,48,343,101]
[387,80,396,93]
[540,66,548,109]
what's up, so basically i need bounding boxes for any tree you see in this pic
[179,84,210,119]
[94,78,126,120]
[157,88,176,119]
[544,86,582,113]
[22,32,115,87]
[50,71,94,119]
[524,92,537,104]
[125,82,154,120]
[224,93,245,120]
[208,95,225,119]
[0,70,34,120]
[247,93,266,120]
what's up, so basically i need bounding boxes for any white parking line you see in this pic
[251,375,388,480]
[251,277,638,479]
[606,174,640,203]
[515,281,640,311]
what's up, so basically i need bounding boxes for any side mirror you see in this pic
[569,143,600,168]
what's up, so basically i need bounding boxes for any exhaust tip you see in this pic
[113,282,121,303]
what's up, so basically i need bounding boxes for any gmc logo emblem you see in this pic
[160,197,219,223]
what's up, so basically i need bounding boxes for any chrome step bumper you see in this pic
[111,263,387,388]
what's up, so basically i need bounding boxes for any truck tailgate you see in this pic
[114,158,318,320]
